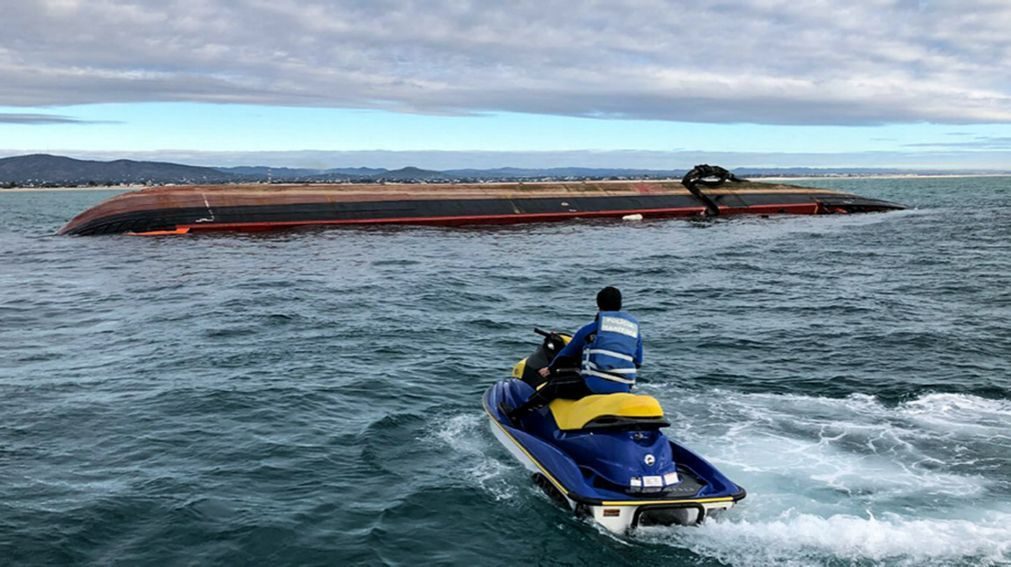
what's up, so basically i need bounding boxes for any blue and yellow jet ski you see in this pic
[483,329,746,533]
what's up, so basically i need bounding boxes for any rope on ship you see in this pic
[680,164,747,217]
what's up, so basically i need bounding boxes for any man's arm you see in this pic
[552,322,594,365]
[538,321,596,377]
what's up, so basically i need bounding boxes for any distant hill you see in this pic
[0,154,239,186]
[325,167,389,177]
[215,166,427,181]
[371,166,450,181]
[0,155,461,186]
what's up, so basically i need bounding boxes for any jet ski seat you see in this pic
[549,393,669,431]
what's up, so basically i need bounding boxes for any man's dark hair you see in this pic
[596,286,622,311]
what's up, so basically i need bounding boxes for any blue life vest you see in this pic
[581,311,640,394]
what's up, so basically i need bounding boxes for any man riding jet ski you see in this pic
[505,286,642,422]
[484,288,746,533]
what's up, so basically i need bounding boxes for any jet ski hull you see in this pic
[483,380,746,534]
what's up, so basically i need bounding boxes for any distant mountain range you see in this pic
[1,153,1005,187]
[0,154,691,186]
[0,154,238,186]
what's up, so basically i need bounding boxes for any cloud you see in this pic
[903,136,1011,149]
[0,112,109,124]
[4,1,1011,125]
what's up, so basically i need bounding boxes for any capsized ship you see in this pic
[58,165,903,236]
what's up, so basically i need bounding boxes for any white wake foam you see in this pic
[639,389,1011,565]
[899,393,1011,436]
[642,510,1011,567]
[426,412,519,502]
[656,389,1007,501]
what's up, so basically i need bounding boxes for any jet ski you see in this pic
[483,329,746,534]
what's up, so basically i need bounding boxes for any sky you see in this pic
[3,0,1011,169]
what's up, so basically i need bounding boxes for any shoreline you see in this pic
[0,186,142,193]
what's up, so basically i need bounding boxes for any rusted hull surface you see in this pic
[58,180,905,236]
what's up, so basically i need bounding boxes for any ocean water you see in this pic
[0,178,1009,566]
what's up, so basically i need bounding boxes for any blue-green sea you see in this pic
[1,178,1009,566]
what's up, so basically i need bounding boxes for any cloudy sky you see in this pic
[3,0,1011,169]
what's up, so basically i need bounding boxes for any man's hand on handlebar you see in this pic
[538,367,552,378]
